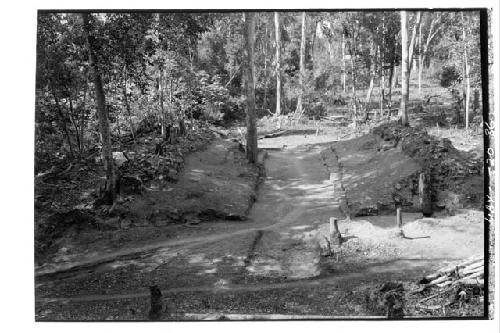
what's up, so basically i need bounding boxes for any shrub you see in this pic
[439,65,462,88]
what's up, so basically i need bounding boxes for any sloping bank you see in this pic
[35,138,266,270]
[325,122,483,218]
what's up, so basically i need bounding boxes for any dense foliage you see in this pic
[35,11,482,171]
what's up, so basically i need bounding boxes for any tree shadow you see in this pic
[402,235,431,240]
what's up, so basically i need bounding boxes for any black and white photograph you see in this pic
[2,0,499,328]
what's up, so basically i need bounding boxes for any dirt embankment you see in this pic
[326,122,483,218]
[35,134,264,267]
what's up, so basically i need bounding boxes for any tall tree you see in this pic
[461,12,471,130]
[82,13,116,204]
[341,32,346,92]
[365,37,376,105]
[243,12,258,163]
[408,12,422,72]
[274,12,281,120]
[400,10,409,126]
[261,18,270,111]
[296,12,306,117]
[421,13,443,69]
[417,13,443,96]
[418,16,423,96]
[344,15,360,127]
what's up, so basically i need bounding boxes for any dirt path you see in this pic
[35,135,484,319]
[36,144,341,296]
[36,143,337,277]
[37,257,444,304]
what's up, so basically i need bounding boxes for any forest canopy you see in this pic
[36,10,482,172]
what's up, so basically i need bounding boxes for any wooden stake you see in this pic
[395,207,404,238]
[148,285,164,320]
[330,217,341,246]
[396,208,402,229]
[418,172,433,217]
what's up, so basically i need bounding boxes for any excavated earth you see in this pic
[35,137,262,275]
[35,123,485,320]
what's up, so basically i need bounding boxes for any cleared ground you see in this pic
[35,124,484,319]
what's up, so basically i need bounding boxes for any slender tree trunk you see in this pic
[408,12,422,73]
[347,24,358,127]
[365,39,376,105]
[121,68,136,144]
[68,97,82,154]
[82,13,116,204]
[390,32,398,93]
[159,69,166,139]
[262,21,269,112]
[392,65,398,88]
[115,106,122,138]
[311,21,319,71]
[379,45,385,117]
[418,18,423,96]
[350,56,358,126]
[342,33,346,93]
[244,12,258,164]
[400,11,410,126]
[79,81,88,151]
[296,12,306,116]
[388,58,394,107]
[422,14,442,71]
[51,87,75,158]
[462,12,471,130]
[274,12,281,120]
[379,15,386,117]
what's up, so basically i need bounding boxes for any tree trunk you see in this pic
[342,33,346,93]
[82,13,116,204]
[422,14,442,71]
[296,12,306,116]
[351,55,358,126]
[262,20,269,112]
[418,18,423,96]
[311,21,319,70]
[274,12,281,119]
[379,45,385,117]
[78,77,88,151]
[122,68,136,144]
[51,87,75,158]
[400,11,409,126]
[365,39,376,105]
[244,12,258,164]
[462,12,471,130]
[159,69,166,139]
[347,24,358,127]
[68,96,82,154]
[408,12,422,73]
[388,58,394,107]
